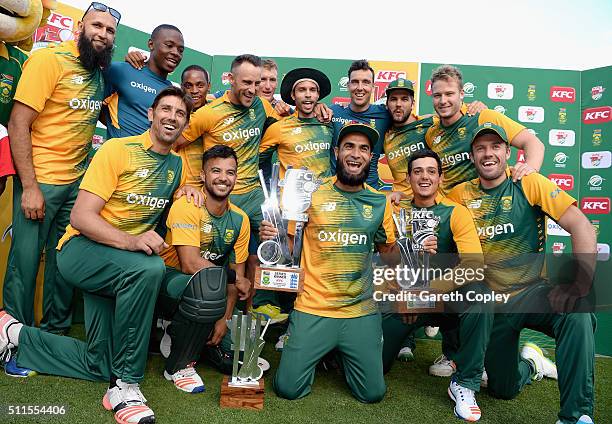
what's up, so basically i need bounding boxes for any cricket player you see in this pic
[261,123,401,403]
[4,4,118,338]
[0,86,193,424]
[158,145,251,393]
[381,149,490,421]
[448,123,597,424]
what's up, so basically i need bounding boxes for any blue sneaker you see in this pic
[4,354,37,378]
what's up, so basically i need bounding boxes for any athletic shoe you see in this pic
[159,321,171,359]
[429,354,456,377]
[258,357,270,373]
[425,326,440,338]
[250,304,288,324]
[0,310,18,360]
[521,342,558,380]
[102,379,155,424]
[397,347,415,362]
[480,370,488,388]
[556,415,595,424]
[203,345,233,375]
[4,355,37,378]
[163,363,205,394]
[448,378,481,421]
[275,333,289,351]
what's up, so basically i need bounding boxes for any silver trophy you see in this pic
[255,164,321,292]
[228,311,270,387]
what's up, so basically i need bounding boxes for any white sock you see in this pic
[7,322,23,346]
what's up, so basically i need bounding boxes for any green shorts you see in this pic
[230,187,264,254]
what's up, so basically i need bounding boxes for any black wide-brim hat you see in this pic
[280,67,332,106]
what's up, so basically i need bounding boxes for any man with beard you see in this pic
[448,123,596,424]
[103,24,184,138]
[157,145,251,393]
[0,86,193,424]
[3,4,119,351]
[260,123,401,403]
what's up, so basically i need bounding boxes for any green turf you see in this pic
[0,325,610,424]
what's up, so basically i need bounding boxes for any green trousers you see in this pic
[16,235,165,384]
[382,283,493,391]
[274,310,386,403]
[3,178,79,332]
[485,283,596,424]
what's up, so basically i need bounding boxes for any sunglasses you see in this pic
[83,2,121,23]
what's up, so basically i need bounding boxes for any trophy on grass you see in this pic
[255,163,321,293]
[392,207,443,313]
[220,311,271,410]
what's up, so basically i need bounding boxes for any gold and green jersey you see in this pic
[425,109,525,195]
[181,92,276,194]
[13,40,104,184]
[259,115,333,179]
[384,115,435,196]
[448,173,576,293]
[293,177,396,318]
[57,130,185,249]
[160,194,250,268]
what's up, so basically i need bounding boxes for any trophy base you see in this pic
[220,375,264,410]
[394,288,445,314]
[255,266,304,293]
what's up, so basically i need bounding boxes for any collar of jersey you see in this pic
[331,175,365,196]
[405,192,445,208]
[438,103,470,129]
[201,189,231,217]
[0,43,8,60]
[64,40,80,58]
[140,130,154,150]
[479,170,512,194]
[221,91,251,109]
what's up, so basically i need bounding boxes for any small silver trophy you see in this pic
[255,164,321,292]
[392,207,441,312]
[228,311,270,387]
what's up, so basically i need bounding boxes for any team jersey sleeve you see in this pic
[79,140,127,201]
[13,48,62,113]
[520,173,577,220]
[261,97,280,119]
[259,120,281,153]
[375,197,397,245]
[446,183,467,205]
[449,204,483,254]
[478,109,526,143]
[165,197,201,247]
[102,62,122,97]
[182,104,213,142]
[232,210,251,264]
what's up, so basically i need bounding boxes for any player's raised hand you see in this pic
[125,50,147,70]
[259,220,278,241]
[175,184,205,206]
[128,230,168,255]
[274,100,292,117]
[466,101,487,116]
[314,103,333,123]
[388,191,404,206]
[509,162,536,182]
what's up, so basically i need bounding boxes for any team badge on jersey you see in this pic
[370,119,376,128]
[416,124,424,134]
[458,127,467,139]
[292,127,302,135]
[362,204,373,219]
[167,170,175,184]
[224,229,235,243]
[0,73,14,104]
[501,196,512,212]
[249,108,256,120]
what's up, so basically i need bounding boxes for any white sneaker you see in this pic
[0,311,18,360]
[159,320,171,359]
[425,326,440,337]
[429,354,456,377]
[397,347,415,362]
[163,363,205,393]
[102,379,155,424]
[275,333,289,351]
[448,379,481,421]
[521,342,558,380]
[480,370,488,388]
[556,415,595,424]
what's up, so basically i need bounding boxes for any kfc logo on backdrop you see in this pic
[549,86,576,103]
[583,106,611,124]
[548,174,574,191]
[516,149,526,163]
[487,83,514,100]
[548,129,576,147]
[374,70,407,101]
[425,80,432,96]
[581,151,612,169]
[34,12,75,44]
[552,242,566,256]
[332,97,351,107]
[580,197,610,214]
[518,106,545,123]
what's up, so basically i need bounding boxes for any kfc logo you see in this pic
[425,80,432,96]
[581,151,612,169]
[580,197,610,214]
[548,129,576,147]
[518,106,544,123]
[34,12,75,45]
[332,97,351,107]
[487,83,514,100]
[374,70,407,101]
[582,106,612,124]
[548,174,574,191]
[549,86,576,103]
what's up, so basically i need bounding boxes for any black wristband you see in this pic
[226,268,236,284]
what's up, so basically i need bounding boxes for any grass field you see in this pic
[1,325,610,424]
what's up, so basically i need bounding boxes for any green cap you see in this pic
[337,123,379,148]
[471,122,510,145]
[385,78,415,96]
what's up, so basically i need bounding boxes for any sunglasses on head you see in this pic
[83,2,121,23]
